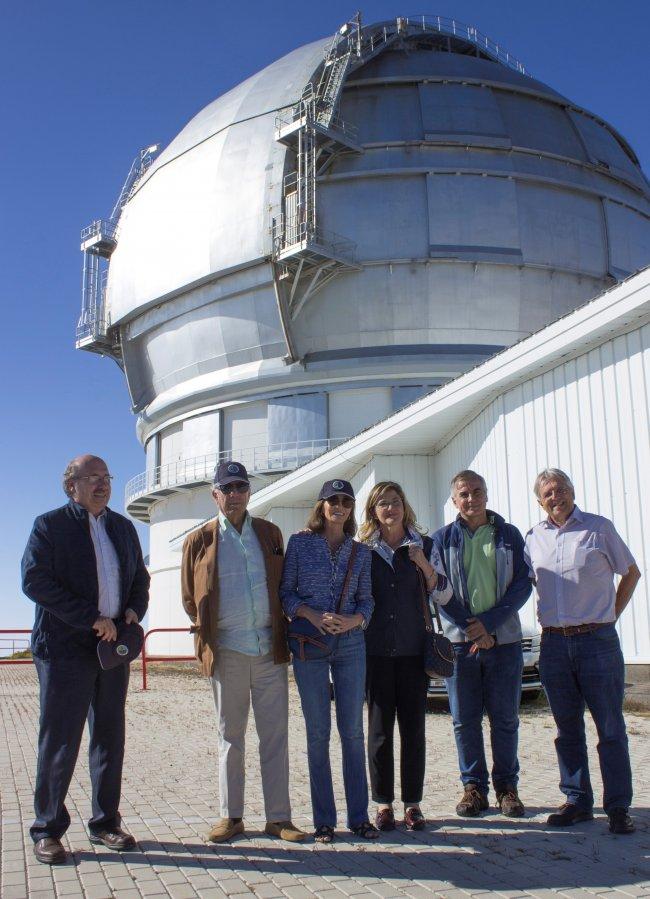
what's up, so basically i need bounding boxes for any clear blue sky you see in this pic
[1,0,649,631]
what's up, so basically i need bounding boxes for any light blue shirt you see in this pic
[88,511,121,619]
[524,506,635,627]
[216,511,272,656]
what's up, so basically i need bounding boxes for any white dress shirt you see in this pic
[88,511,122,619]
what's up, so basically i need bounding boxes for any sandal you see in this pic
[314,824,334,843]
[351,821,379,840]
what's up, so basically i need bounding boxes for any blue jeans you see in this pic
[539,624,632,812]
[293,630,369,829]
[446,641,523,794]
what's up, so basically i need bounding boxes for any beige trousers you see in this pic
[211,648,291,821]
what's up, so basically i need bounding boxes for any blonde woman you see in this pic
[359,481,453,831]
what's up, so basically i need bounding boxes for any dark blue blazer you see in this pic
[22,500,150,659]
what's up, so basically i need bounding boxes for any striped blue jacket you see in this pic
[280,532,374,625]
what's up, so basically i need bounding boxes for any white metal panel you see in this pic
[435,319,650,662]
[222,401,267,454]
[183,411,221,459]
[145,435,158,474]
[159,423,183,465]
[328,388,391,441]
[264,506,314,546]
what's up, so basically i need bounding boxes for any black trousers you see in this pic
[366,654,429,805]
[31,653,129,842]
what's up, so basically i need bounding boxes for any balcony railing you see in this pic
[125,439,346,507]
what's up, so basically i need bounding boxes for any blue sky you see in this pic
[1,0,649,632]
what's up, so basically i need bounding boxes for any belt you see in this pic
[542,622,609,636]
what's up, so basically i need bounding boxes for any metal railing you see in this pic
[0,630,32,664]
[387,15,526,75]
[272,216,356,263]
[125,439,346,506]
[80,219,119,245]
[141,628,195,690]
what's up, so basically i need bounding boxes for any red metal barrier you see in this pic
[0,630,33,664]
[141,627,195,690]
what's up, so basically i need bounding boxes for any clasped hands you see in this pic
[303,607,363,635]
[92,608,139,642]
[465,617,495,653]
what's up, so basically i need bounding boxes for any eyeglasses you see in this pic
[325,496,354,508]
[217,482,250,495]
[376,498,403,509]
[73,475,113,485]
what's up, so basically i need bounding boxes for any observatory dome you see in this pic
[92,17,650,521]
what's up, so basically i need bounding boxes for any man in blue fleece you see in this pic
[432,470,532,818]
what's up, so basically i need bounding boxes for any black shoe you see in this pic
[89,827,136,850]
[547,803,594,827]
[34,837,66,865]
[608,808,635,834]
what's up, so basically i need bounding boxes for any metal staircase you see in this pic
[76,144,160,361]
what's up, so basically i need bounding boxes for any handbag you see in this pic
[288,542,359,662]
[416,567,455,678]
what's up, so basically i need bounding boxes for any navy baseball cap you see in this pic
[213,460,250,487]
[318,479,355,501]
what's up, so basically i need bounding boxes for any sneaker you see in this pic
[546,803,594,827]
[374,808,395,831]
[264,821,306,842]
[403,807,426,831]
[456,785,489,818]
[608,808,635,835]
[206,818,244,843]
[496,786,525,818]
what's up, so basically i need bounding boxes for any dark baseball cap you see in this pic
[97,621,144,671]
[213,460,250,487]
[318,479,355,501]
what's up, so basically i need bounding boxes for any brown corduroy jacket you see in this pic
[181,516,289,676]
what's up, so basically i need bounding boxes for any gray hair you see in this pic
[450,469,487,494]
[533,468,575,499]
[62,459,82,497]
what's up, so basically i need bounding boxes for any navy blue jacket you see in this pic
[432,511,531,645]
[22,501,150,659]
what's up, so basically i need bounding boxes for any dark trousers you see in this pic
[366,655,429,805]
[31,654,129,842]
[539,624,632,812]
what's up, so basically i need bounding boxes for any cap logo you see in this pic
[116,643,129,657]
[332,480,344,490]
[227,463,239,474]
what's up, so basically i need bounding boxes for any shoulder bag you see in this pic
[288,542,359,662]
[416,567,455,678]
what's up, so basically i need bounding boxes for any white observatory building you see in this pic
[77,17,650,666]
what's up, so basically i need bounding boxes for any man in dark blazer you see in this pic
[22,454,149,864]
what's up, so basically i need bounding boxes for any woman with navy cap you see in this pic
[280,479,376,842]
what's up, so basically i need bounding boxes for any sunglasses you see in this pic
[325,495,354,508]
[217,482,250,495]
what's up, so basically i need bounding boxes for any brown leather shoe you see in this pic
[496,786,525,818]
[34,837,66,865]
[456,785,489,817]
[374,807,395,831]
[403,807,426,831]
[264,820,306,842]
[206,818,245,843]
[88,827,136,851]
[547,802,594,827]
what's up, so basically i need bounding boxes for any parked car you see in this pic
[428,630,541,700]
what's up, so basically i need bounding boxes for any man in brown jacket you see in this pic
[182,461,304,844]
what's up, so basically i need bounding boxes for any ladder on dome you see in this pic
[272,15,365,326]
[271,14,408,328]
[76,145,160,362]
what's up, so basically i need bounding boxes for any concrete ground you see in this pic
[1,664,649,899]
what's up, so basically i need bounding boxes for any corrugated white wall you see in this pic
[434,321,650,663]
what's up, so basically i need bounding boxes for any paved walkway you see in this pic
[1,664,649,899]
